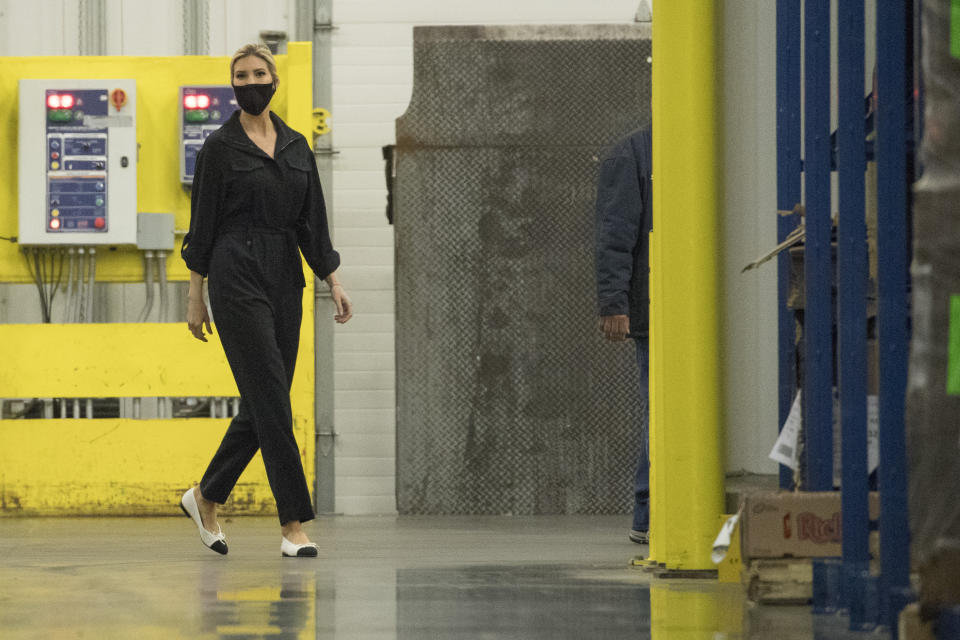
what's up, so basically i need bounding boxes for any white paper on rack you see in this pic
[711,512,741,564]
[867,395,879,474]
[770,390,802,470]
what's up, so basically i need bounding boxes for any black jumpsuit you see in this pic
[182,111,339,525]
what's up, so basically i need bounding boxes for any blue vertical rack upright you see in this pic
[837,0,872,629]
[801,0,834,493]
[775,0,800,492]
[875,1,913,633]
[775,0,914,634]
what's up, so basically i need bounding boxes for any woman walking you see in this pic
[179,44,351,557]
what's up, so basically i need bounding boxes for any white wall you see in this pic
[719,1,780,475]
[0,0,293,57]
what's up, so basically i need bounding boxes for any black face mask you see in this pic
[232,82,276,116]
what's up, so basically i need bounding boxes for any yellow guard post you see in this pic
[649,2,725,569]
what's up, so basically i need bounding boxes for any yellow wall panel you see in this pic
[0,43,318,516]
[0,49,298,283]
[0,323,236,397]
[0,419,279,516]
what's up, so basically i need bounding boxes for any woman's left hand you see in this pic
[331,284,353,324]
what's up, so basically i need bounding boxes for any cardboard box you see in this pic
[899,603,934,640]
[741,491,879,560]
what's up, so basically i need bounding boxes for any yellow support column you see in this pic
[650,1,725,570]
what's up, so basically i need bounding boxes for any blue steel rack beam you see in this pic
[775,0,801,491]
[876,1,912,632]
[802,0,833,491]
[837,0,872,629]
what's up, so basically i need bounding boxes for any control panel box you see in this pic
[180,86,238,186]
[18,79,137,245]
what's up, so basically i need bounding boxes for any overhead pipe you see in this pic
[76,247,86,322]
[85,247,96,323]
[64,247,76,323]
[157,250,169,322]
[138,250,155,322]
[306,0,338,516]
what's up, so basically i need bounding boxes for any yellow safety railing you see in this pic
[0,43,316,516]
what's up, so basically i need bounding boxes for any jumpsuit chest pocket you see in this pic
[229,157,265,175]
[283,153,312,173]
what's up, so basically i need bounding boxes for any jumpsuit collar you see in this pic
[218,110,299,159]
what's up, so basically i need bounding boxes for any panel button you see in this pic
[94,217,105,229]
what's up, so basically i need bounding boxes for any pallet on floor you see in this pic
[745,558,812,605]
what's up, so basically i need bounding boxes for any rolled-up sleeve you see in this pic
[296,148,341,280]
[182,145,225,277]
[595,151,642,317]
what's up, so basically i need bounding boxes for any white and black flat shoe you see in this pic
[180,488,228,555]
[281,536,319,558]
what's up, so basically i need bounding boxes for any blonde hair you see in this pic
[230,43,279,86]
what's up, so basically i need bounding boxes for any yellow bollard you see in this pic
[649,1,725,570]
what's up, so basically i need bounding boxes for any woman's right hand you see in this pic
[187,296,213,342]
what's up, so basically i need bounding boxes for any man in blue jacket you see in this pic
[595,126,652,544]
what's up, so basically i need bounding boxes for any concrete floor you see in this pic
[0,515,890,639]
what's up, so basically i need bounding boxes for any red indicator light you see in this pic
[196,94,210,109]
[50,218,61,230]
[47,94,61,109]
[60,94,74,109]
[184,95,198,109]
[94,217,105,229]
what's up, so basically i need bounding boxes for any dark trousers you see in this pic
[200,233,315,525]
[633,339,650,532]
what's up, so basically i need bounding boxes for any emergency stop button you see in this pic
[94,217,105,229]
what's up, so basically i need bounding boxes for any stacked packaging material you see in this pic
[907,0,960,611]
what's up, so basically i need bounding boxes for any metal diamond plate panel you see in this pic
[395,25,651,515]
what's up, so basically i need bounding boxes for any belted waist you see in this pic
[220,225,297,241]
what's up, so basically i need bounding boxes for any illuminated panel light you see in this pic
[50,218,61,230]
[46,94,75,109]
[184,95,198,109]
[196,94,210,109]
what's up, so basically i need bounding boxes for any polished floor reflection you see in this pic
[0,515,890,639]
